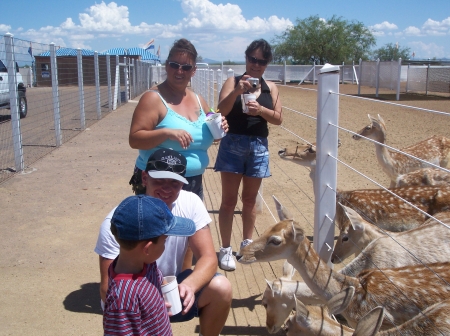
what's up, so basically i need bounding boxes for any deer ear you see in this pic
[281,260,296,280]
[265,279,273,291]
[353,306,385,336]
[294,296,309,322]
[377,114,386,127]
[290,221,304,243]
[339,203,365,232]
[272,195,292,220]
[327,286,355,315]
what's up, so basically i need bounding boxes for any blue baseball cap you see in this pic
[111,195,196,240]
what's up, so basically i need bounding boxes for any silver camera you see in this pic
[247,77,259,88]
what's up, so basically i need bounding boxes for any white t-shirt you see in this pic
[94,190,211,276]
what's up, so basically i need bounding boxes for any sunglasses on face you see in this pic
[247,55,268,66]
[168,61,193,71]
[147,160,186,174]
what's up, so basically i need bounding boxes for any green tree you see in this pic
[372,43,411,61]
[272,15,376,65]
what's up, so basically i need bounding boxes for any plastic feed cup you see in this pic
[242,94,256,113]
[205,112,226,140]
[161,275,182,315]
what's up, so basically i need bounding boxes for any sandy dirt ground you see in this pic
[0,83,449,336]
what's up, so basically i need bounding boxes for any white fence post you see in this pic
[94,51,101,119]
[283,60,287,85]
[375,58,380,98]
[209,69,214,108]
[396,58,402,101]
[5,33,24,172]
[227,68,234,79]
[106,54,112,111]
[314,63,340,265]
[217,69,222,98]
[77,49,86,130]
[50,43,62,147]
[358,58,362,95]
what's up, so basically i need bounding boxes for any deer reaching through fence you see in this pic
[237,206,450,330]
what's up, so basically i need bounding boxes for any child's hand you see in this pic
[164,301,173,317]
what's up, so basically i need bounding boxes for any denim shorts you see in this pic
[214,133,271,178]
[169,269,222,323]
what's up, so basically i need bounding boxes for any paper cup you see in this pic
[242,93,256,113]
[161,275,182,315]
[205,112,226,140]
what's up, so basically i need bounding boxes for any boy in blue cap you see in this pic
[103,195,196,336]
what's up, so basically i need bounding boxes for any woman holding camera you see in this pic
[214,39,283,271]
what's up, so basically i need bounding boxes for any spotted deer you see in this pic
[286,294,450,335]
[279,145,450,232]
[395,167,450,187]
[238,212,450,330]
[353,114,450,187]
[332,204,450,277]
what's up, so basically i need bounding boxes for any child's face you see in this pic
[145,235,168,264]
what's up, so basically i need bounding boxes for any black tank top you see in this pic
[226,74,272,138]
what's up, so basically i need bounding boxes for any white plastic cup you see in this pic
[242,93,256,113]
[161,275,182,315]
[205,112,226,140]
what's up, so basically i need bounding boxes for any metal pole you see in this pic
[77,49,86,130]
[314,63,340,265]
[358,58,362,95]
[283,60,286,85]
[50,43,62,147]
[106,54,112,111]
[209,69,214,108]
[94,51,101,119]
[5,33,24,172]
[426,64,430,96]
[396,58,402,101]
[375,58,380,98]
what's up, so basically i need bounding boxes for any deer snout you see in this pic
[278,149,287,157]
[352,134,362,140]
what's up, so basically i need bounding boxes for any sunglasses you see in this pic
[147,160,186,174]
[247,55,268,66]
[168,61,194,71]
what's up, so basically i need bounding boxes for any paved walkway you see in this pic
[0,97,284,336]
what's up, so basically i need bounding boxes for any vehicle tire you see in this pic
[18,91,27,118]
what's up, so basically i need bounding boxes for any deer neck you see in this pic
[287,238,359,302]
[372,132,399,181]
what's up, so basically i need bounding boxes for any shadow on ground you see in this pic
[63,282,103,315]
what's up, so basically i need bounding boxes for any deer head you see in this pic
[278,143,317,168]
[285,287,356,336]
[353,114,386,141]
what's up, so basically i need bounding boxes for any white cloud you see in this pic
[422,17,450,36]
[0,24,12,33]
[371,21,398,31]
[409,41,446,58]
[404,26,422,36]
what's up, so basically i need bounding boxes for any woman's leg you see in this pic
[218,172,242,248]
[241,176,263,240]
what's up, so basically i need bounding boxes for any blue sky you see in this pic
[1,0,449,61]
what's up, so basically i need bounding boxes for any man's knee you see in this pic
[205,275,232,303]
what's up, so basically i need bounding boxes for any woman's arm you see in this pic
[217,75,253,116]
[129,91,194,150]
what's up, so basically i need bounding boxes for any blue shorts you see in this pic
[214,133,271,178]
[169,269,222,323]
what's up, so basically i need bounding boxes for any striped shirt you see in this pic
[103,260,172,336]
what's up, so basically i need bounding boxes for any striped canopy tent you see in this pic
[37,48,96,57]
[103,47,160,62]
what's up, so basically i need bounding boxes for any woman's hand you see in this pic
[221,116,229,133]
[234,75,256,95]
[245,100,263,117]
[168,129,194,149]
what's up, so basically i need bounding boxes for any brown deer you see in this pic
[332,205,450,277]
[395,167,450,187]
[353,114,450,187]
[286,294,450,335]
[238,213,450,330]
[279,144,450,232]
